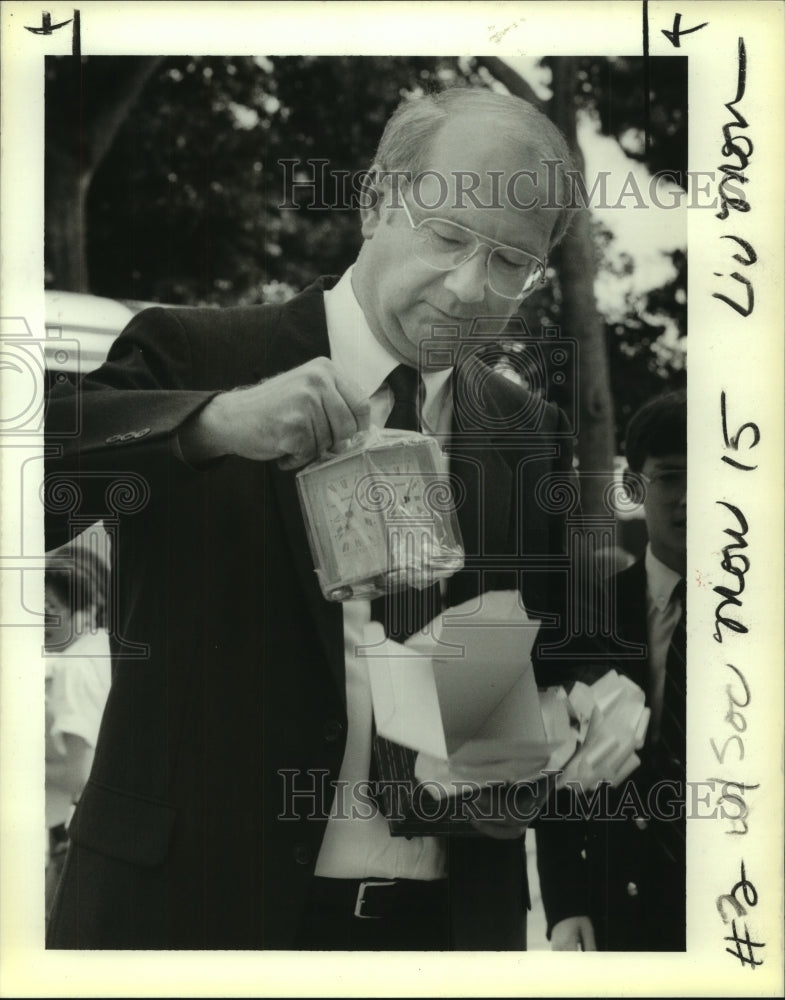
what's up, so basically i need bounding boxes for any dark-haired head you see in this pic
[623,390,687,576]
[624,390,686,473]
[44,544,109,649]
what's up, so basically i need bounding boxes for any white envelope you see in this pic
[364,590,547,769]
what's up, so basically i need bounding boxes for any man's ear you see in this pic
[359,163,393,239]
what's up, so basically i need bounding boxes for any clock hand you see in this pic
[402,477,418,506]
[342,489,356,528]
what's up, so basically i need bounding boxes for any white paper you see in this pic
[365,590,544,763]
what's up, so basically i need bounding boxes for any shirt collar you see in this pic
[645,544,683,611]
[324,267,453,402]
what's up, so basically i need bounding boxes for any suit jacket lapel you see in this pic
[609,558,649,691]
[249,276,337,379]
[445,358,512,607]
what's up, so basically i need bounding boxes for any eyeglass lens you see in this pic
[413,219,542,298]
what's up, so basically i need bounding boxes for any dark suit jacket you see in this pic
[44,277,574,950]
[535,559,686,951]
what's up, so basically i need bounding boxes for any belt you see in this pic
[310,877,448,920]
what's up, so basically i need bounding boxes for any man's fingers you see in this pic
[320,379,368,452]
[337,372,372,432]
[271,361,368,466]
[580,920,597,951]
[277,451,315,471]
[227,358,371,468]
[552,917,584,950]
[552,916,597,951]
[296,360,370,455]
[331,370,372,439]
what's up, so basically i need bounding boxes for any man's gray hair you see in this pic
[372,87,577,249]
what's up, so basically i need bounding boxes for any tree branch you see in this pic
[472,56,544,109]
[86,57,165,178]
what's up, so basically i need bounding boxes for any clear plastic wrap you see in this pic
[296,428,465,601]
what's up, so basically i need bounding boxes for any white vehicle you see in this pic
[44,289,167,378]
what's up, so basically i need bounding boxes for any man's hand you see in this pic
[180,358,371,468]
[551,916,597,951]
[467,781,547,840]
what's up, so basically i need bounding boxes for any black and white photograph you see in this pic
[1,1,782,996]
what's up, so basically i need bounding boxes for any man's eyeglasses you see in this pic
[399,194,547,301]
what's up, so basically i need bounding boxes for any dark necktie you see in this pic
[660,577,686,774]
[650,577,687,865]
[369,365,441,821]
[385,363,421,435]
[369,364,440,642]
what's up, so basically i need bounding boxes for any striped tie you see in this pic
[651,577,687,863]
[660,577,686,776]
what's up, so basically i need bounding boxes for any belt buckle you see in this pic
[354,879,397,919]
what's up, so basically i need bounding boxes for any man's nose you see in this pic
[442,248,489,303]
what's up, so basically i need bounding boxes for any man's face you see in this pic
[353,113,557,368]
[639,453,687,573]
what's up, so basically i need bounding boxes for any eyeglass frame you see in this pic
[398,189,548,301]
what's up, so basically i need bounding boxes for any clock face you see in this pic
[323,462,387,582]
[380,456,433,521]
[297,435,463,601]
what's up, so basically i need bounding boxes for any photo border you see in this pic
[1,1,782,996]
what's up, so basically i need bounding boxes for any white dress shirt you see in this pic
[644,545,684,743]
[314,268,452,880]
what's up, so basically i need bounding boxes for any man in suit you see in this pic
[45,87,576,950]
[535,390,687,951]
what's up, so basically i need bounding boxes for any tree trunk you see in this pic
[477,56,616,515]
[45,56,163,292]
[45,151,90,291]
[549,58,616,517]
